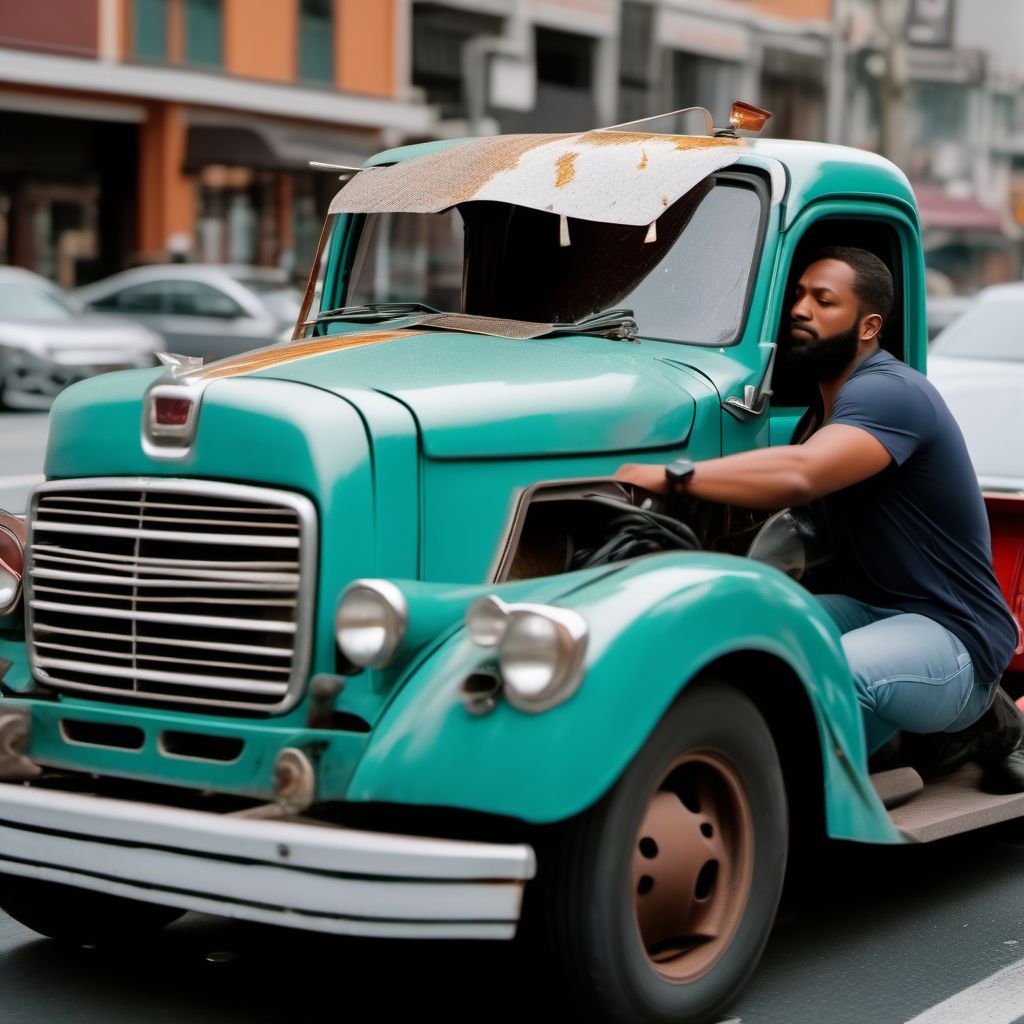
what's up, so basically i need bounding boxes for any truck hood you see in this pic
[192,328,697,458]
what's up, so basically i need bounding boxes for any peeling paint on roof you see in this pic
[330,131,745,226]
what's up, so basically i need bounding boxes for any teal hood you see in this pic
[242,330,697,458]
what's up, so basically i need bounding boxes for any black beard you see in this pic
[783,322,861,381]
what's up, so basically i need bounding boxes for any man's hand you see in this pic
[615,463,671,494]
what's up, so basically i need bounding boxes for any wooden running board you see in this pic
[876,764,1024,842]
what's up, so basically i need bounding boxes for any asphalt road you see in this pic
[2,829,1024,1022]
[4,411,1024,1022]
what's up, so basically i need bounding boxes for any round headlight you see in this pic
[0,516,25,617]
[498,605,588,712]
[335,580,408,669]
[466,595,510,647]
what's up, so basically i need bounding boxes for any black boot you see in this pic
[902,687,1023,783]
[977,689,1024,794]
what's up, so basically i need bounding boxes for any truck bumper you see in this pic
[0,783,536,940]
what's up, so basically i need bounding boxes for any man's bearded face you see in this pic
[783,319,861,381]
[783,258,869,381]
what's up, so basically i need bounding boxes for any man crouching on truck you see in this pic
[616,246,1024,790]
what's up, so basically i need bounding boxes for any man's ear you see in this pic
[860,313,882,342]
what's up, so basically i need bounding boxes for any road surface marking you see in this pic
[904,956,1024,1024]
[0,474,43,488]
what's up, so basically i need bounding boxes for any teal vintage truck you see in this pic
[1,104,1023,1024]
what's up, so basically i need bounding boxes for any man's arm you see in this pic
[616,424,893,510]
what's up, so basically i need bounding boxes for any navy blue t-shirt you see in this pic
[815,348,1019,684]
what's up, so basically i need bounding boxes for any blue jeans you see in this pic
[817,595,994,755]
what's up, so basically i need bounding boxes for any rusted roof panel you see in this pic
[329,131,745,226]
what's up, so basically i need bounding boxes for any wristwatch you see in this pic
[665,458,696,492]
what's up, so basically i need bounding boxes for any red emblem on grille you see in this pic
[154,397,192,426]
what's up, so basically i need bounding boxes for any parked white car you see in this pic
[74,265,302,361]
[0,267,162,411]
[929,282,1024,489]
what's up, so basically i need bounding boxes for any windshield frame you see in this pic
[298,167,770,348]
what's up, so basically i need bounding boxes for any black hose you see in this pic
[568,494,702,569]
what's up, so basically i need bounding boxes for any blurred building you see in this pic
[408,0,1024,290]
[408,0,831,140]
[3,0,1024,293]
[832,0,1024,289]
[0,0,431,286]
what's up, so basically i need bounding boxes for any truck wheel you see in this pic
[0,875,184,945]
[539,681,787,1024]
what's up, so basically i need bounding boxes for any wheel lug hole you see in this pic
[639,837,658,859]
[700,823,713,838]
[695,860,719,901]
[637,875,654,896]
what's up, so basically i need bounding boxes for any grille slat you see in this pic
[36,508,300,530]
[32,567,299,591]
[35,641,291,676]
[31,599,298,630]
[28,481,316,713]
[39,496,292,516]
[34,657,289,695]
[32,520,300,548]
[34,544,298,571]
[33,622,293,659]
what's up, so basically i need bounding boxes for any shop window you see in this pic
[536,28,593,88]
[300,0,334,84]
[134,0,168,61]
[412,5,504,120]
[184,0,222,68]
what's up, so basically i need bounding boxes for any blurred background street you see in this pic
[2,0,1024,308]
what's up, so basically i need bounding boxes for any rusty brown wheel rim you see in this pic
[632,750,755,983]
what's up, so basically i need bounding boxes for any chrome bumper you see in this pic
[0,783,536,939]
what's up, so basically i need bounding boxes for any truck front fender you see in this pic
[347,553,898,843]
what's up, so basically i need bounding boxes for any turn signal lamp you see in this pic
[729,101,772,134]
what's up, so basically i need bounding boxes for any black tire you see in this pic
[535,680,788,1024]
[0,875,184,945]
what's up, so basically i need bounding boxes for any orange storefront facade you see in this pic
[0,0,431,285]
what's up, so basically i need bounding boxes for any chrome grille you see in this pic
[27,479,317,714]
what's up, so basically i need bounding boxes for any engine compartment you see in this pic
[492,477,790,583]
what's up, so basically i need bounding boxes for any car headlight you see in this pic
[466,598,588,713]
[334,579,408,669]
[0,514,25,617]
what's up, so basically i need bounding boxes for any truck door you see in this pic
[766,202,926,446]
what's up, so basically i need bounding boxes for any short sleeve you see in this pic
[828,370,937,466]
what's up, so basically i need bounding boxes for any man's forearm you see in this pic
[686,446,814,510]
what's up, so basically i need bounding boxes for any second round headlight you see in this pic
[498,606,588,712]
[335,580,408,669]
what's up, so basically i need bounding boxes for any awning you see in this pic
[185,119,376,172]
[329,131,744,226]
[914,182,1004,233]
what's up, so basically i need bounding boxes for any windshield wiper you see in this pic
[303,301,442,326]
[546,309,638,341]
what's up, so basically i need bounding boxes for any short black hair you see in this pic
[812,246,894,321]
